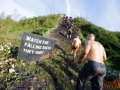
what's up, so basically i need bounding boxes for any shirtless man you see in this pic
[71,36,81,61]
[76,34,107,90]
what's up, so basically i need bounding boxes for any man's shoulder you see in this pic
[94,41,104,48]
[85,40,92,45]
[96,41,102,45]
[74,38,77,40]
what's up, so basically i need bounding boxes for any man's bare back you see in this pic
[72,36,81,46]
[78,34,107,64]
[85,40,107,63]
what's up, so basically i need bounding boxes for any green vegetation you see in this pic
[0,14,62,90]
[0,14,120,90]
[0,14,60,45]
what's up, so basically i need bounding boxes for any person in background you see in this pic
[66,17,71,28]
[60,14,66,25]
[71,35,81,61]
[76,34,107,90]
[67,26,73,39]
[69,17,73,23]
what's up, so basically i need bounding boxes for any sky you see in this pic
[0,0,120,32]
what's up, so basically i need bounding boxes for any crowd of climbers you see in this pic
[60,14,107,90]
[60,14,81,61]
[60,14,73,30]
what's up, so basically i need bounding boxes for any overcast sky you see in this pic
[0,0,120,32]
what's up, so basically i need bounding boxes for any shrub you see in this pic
[32,27,48,36]
[43,22,54,28]
[105,68,119,81]
[0,43,19,59]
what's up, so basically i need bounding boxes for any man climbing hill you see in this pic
[76,34,107,90]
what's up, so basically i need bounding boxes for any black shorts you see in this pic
[67,22,71,26]
[68,30,72,35]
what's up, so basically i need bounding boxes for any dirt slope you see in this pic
[48,23,92,90]
[48,23,108,90]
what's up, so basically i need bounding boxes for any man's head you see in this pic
[87,34,95,40]
[77,35,79,38]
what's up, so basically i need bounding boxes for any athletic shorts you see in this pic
[68,30,72,35]
[72,44,79,53]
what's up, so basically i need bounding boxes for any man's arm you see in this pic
[103,49,107,60]
[79,39,81,46]
[72,38,75,45]
[77,40,91,63]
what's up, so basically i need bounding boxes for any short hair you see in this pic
[87,34,95,40]
[77,35,79,38]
